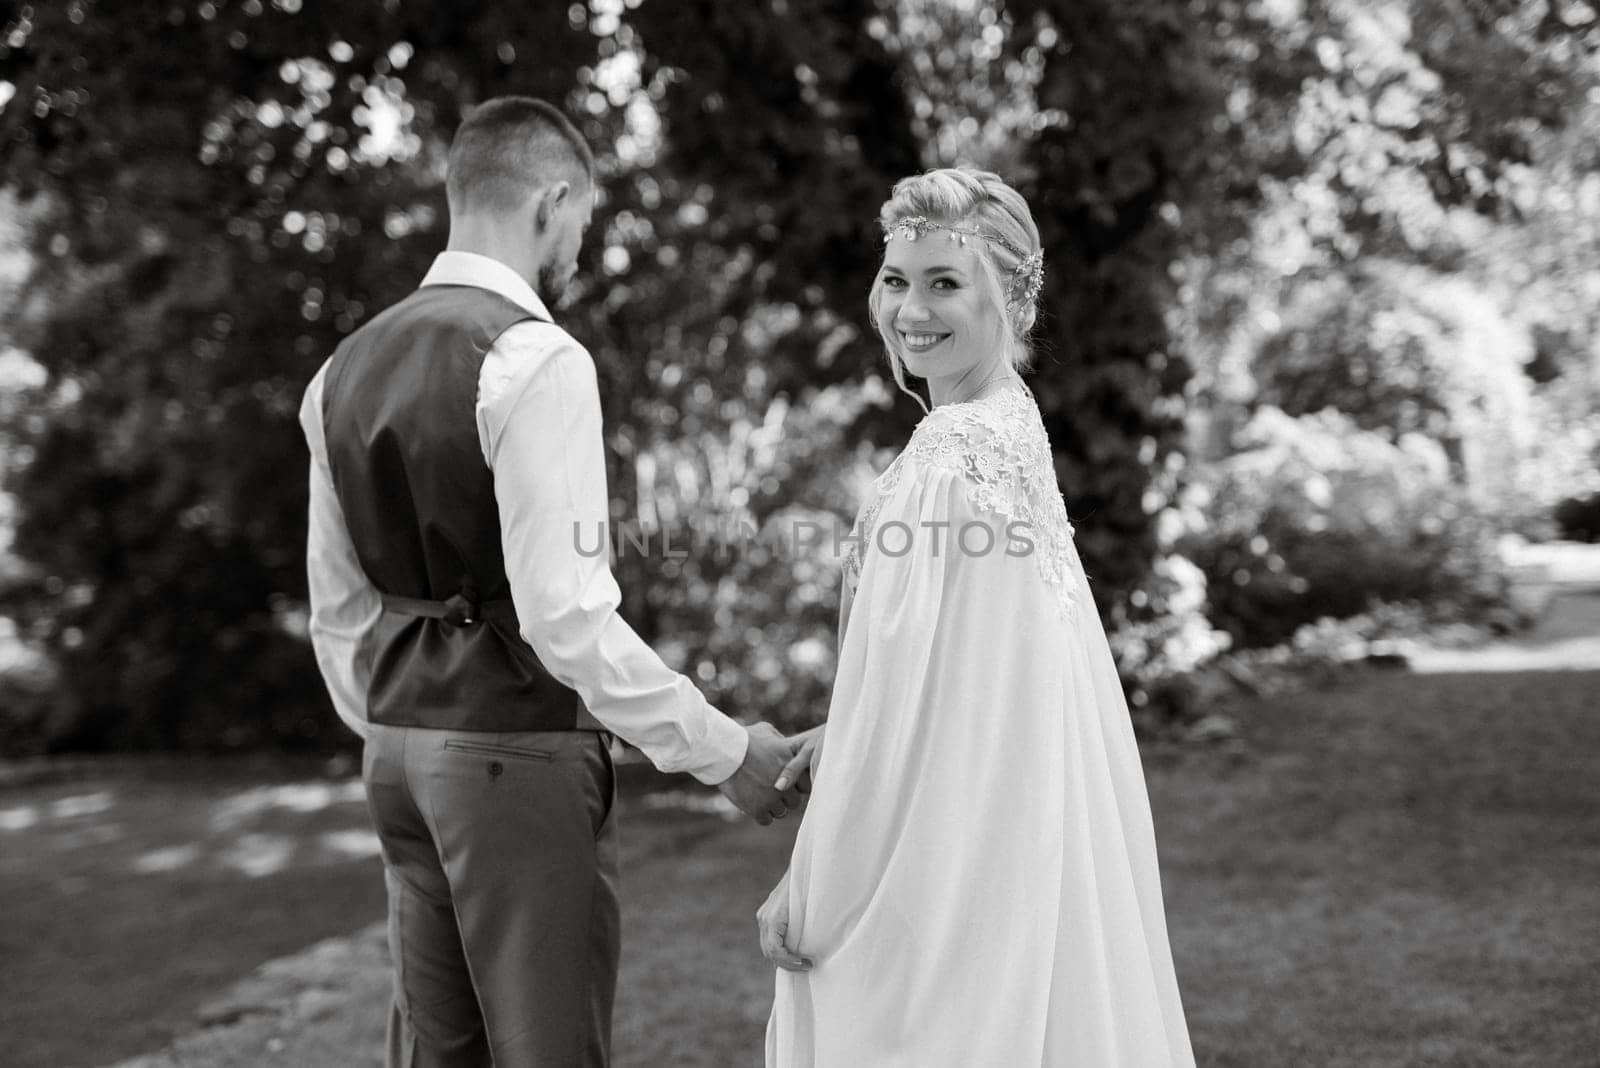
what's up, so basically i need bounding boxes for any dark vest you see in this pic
[321,284,598,732]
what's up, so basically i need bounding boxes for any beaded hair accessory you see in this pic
[882,215,1045,309]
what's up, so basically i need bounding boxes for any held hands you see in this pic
[757,870,812,972]
[774,724,825,794]
[717,722,808,825]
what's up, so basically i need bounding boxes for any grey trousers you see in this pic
[363,724,620,1067]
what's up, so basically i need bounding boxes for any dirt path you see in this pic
[1410,541,1600,673]
[109,926,391,1068]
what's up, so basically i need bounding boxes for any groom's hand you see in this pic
[718,722,806,825]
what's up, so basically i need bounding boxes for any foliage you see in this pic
[1004,0,1219,700]
[1104,552,1231,734]
[559,0,923,734]
[1,0,1598,753]
[1179,3,1600,389]
[1248,260,1579,524]
[1205,600,1467,701]
[1185,406,1512,649]
[613,383,893,732]
[1168,0,1600,656]
[0,2,599,750]
[0,0,921,751]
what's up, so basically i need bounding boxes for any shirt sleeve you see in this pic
[299,362,382,739]
[479,322,749,784]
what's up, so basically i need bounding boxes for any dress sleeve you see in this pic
[848,449,1043,661]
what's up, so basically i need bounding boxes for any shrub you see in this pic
[1185,407,1512,649]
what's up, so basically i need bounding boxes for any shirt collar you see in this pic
[419,251,553,321]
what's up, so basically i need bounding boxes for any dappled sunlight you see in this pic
[220,832,297,878]
[208,779,366,832]
[2,768,390,1068]
[50,790,114,819]
[1,790,116,832]
[632,789,742,822]
[0,804,39,831]
[107,778,379,878]
[0,772,377,880]
[0,775,385,879]
[320,828,381,859]
[134,843,202,874]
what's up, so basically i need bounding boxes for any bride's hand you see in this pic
[774,724,825,793]
[758,871,812,972]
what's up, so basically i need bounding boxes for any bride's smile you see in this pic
[899,330,950,352]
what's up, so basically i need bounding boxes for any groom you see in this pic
[299,96,804,1066]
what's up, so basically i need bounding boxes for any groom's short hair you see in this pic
[446,96,595,215]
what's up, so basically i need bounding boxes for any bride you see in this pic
[759,168,1196,1066]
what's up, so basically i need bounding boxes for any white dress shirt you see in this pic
[299,251,748,785]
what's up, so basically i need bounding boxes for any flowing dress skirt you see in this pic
[766,459,1195,1067]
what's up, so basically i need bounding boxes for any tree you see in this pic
[1175,0,1600,642]
[0,0,918,752]
[8,0,1594,753]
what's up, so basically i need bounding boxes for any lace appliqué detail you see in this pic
[842,387,1078,620]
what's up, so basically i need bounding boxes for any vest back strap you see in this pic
[380,593,517,629]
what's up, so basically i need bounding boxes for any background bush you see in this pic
[1185,407,1511,651]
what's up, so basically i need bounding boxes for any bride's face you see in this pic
[875,232,1004,391]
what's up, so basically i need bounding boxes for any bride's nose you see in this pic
[896,293,932,325]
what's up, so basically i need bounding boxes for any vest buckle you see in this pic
[442,593,479,626]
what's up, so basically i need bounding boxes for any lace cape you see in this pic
[842,386,1078,619]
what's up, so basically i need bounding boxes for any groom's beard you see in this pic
[538,260,574,303]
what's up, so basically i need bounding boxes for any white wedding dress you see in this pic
[766,385,1195,1067]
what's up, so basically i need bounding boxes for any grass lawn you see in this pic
[0,757,388,1067]
[1156,668,1600,1068]
[6,666,1600,1067]
[628,667,1600,1068]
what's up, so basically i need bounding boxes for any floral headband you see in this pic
[882,215,1045,309]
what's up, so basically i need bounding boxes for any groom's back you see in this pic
[322,285,528,597]
[319,285,588,730]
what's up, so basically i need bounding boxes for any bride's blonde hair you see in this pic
[868,168,1044,410]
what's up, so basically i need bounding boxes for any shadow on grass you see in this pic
[0,757,388,1068]
[8,666,1600,1068]
[0,754,776,1068]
